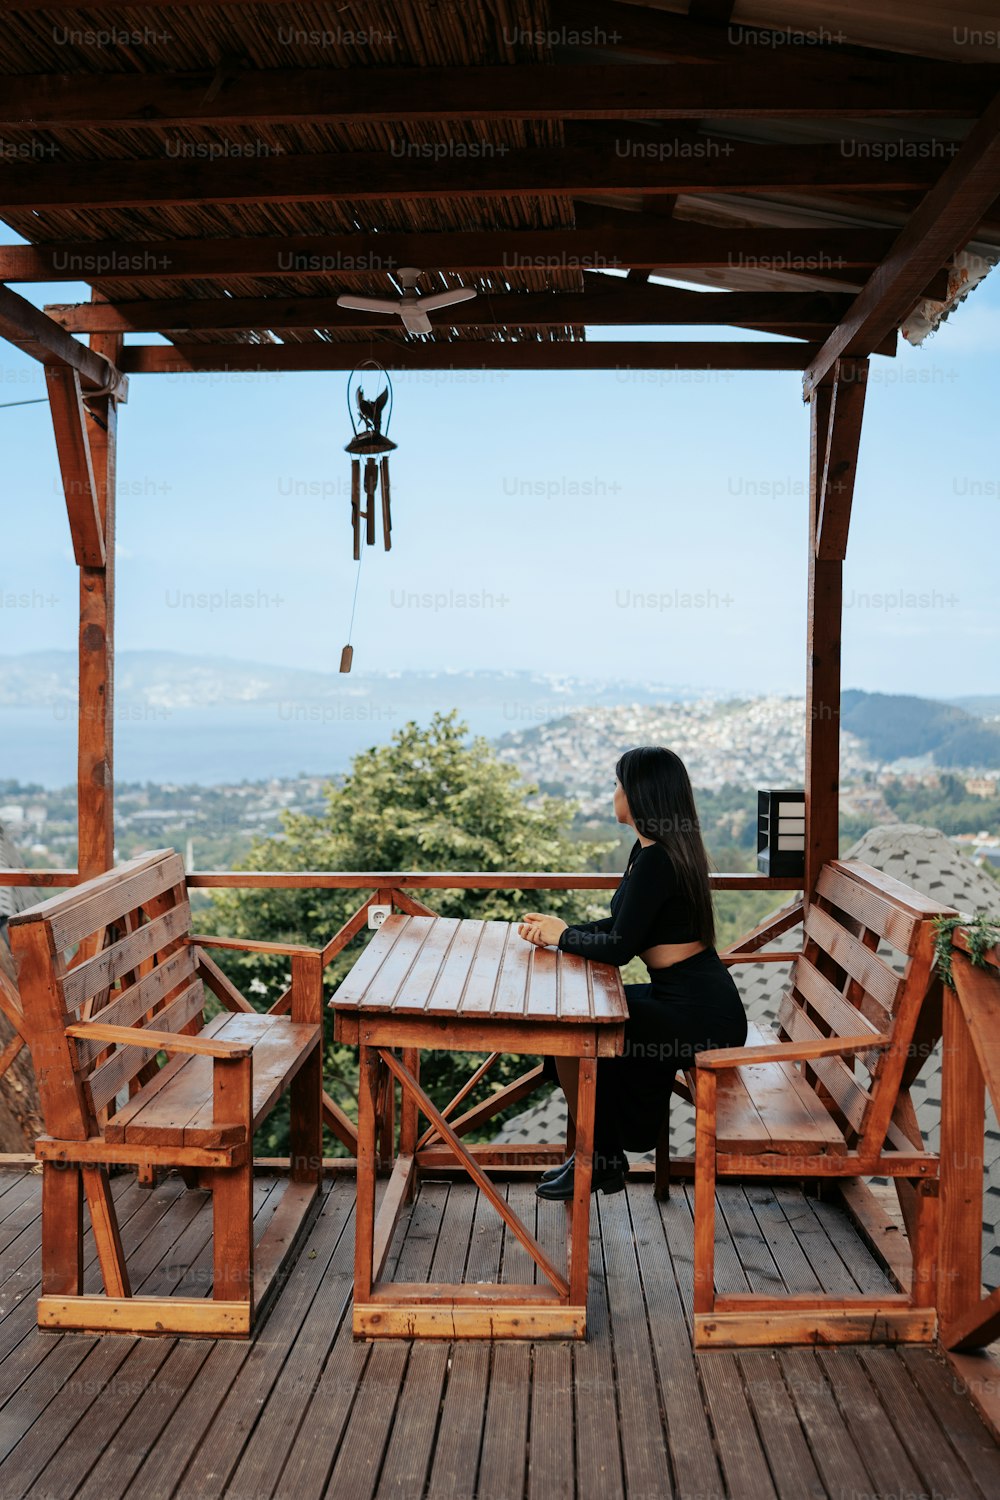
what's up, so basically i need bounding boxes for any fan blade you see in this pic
[401,310,433,334]
[416,288,478,312]
[336,295,400,314]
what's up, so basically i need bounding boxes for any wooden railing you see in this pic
[0,867,804,1142]
[937,928,1000,1353]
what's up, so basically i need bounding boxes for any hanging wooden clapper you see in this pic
[340,362,396,673]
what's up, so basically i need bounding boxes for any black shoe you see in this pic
[535,1163,627,1200]
[540,1152,574,1183]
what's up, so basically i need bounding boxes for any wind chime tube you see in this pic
[364,458,378,546]
[380,457,392,551]
[350,459,361,562]
[339,644,354,673]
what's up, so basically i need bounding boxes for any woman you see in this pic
[518,745,747,1200]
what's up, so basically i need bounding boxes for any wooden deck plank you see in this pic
[181,1176,365,1498]
[597,1192,674,1499]
[738,1349,825,1499]
[715,1184,786,1296]
[629,1186,724,1500]
[425,1182,502,1500]
[900,1347,1000,1495]
[777,1348,876,1500]
[0,1177,283,1496]
[0,1170,992,1498]
[573,1185,625,1500]
[816,1348,926,1497]
[124,1176,357,1500]
[0,1174,273,1491]
[859,1346,996,1500]
[664,1189,778,1500]
[375,1182,476,1500]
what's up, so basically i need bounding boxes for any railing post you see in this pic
[938,970,986,1331]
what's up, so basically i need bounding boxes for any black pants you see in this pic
[544,947,748,1174]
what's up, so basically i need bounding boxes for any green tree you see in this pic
[200,712,614,1153]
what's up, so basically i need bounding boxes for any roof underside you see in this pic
[0,1,999,366]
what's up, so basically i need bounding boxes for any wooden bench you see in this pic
[9,848,324,1338]
[674,858,955,1349]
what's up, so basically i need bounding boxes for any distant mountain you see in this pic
[841,690,1000,769]
[945,695,1000,720]
[0,650,692,715]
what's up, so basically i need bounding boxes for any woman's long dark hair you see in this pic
[615,746,716,946]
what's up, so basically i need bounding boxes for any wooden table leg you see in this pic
[355,1044,379,1309]
[399,1046,420,1202]
[569,1056,596,1316]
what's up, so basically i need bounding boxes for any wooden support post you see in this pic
[805,375,842,895]
[569,1057,596,1310]
[355,1045,379,1304]
[211,1053,254,1306]
[289,952,323,1185]
[938,982,986,1332]
[76,322,122,882]
[693,1068,717,1315]
[41,1162,83,1297]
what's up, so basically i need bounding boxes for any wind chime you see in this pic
[340,362,396,673]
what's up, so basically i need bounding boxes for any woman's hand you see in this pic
[518,912,568,948]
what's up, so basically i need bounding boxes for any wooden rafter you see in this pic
[45,367,104,568]
[2,60,993,128]
[804,92,1000,393]
[0,142,946,213]
[120,341,845,375]
[45,286,858,336]
[0,226,930,284]
[0,284,126,396]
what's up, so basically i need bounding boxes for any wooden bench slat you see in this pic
[789,954,888,1060]
[72,942,198,1062]
[103,1010,231,1141]
[803,905,902,1014]
[778,1001,872,1136]
[85,977,206,1113]
[710,1021,848,1156]
[59,899,192,1011]
[828,858,958,920]
[52,852,184,954]
[816,863,922,952]
[115,1012,321,1148]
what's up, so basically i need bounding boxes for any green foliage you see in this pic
[933,910,1000,990]
[199,712,615,1153]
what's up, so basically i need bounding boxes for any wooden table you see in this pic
[332,914,627,1340]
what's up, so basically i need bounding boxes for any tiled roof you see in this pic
[495,824,1000,1288]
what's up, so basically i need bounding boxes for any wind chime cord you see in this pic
[0,398,48,410]
[345,536,365,647]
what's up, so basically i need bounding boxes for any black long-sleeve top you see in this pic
[556,839,700,966]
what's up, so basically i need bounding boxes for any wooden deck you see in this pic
[0,1165,997,1500]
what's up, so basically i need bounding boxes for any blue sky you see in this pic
[2,247,998,700]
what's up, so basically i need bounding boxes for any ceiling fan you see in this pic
[336,267,477,334]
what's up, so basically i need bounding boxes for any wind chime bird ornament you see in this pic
[340,363,396,673]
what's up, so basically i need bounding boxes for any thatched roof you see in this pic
[1,2,998,365]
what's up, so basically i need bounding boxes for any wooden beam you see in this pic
[119,340,859,375]
[804,379,843,894]
[816,357,869,561]
[0,225,910,283]
[0,143,945,213]
[45,287,856,336]
[2,61,992,129]
[804,92,1000,392]
[45,367,104,568]
[0,284,126,396]
[76,318,120,881]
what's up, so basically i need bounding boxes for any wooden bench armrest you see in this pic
[65,1021,252,1059]
[695,1033,889,1071]
[188,934,325,960]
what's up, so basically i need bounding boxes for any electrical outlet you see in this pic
[367,904,392,929]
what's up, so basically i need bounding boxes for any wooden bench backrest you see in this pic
[780,858,954,1155]
[8,849,199,1141]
